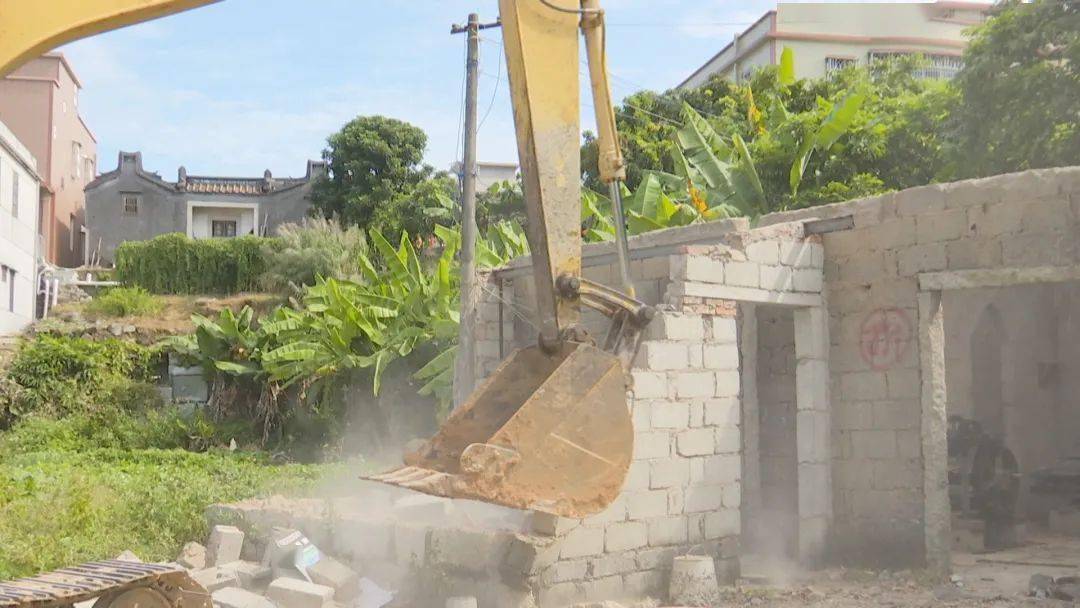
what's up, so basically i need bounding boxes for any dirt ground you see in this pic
[49,292,284,334]
[720,534,1080,608]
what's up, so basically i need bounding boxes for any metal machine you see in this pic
[0,0,649,602]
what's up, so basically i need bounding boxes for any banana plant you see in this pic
[789,92,866,197]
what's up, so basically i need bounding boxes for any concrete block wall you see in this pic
[758,166,1080,568]
[465,221,828,605]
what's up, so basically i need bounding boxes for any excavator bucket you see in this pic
[366,341,633,518]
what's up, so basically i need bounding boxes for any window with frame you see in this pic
[825,56,856,74]
[212,220,238,238]
[122,193,140,215]
[71,141,82,179]
[11,169,18,218]
[2,265,14,313]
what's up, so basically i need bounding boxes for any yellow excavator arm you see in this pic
[0,0,219,78]
[0,0,651,519]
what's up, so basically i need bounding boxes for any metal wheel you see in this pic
[91,586,173,608]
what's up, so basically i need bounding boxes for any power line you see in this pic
[477,33,503,133]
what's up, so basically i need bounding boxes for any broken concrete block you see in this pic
[211,587,275,608]
[227,561,272,589]
[207,525,245,566]
[177,542,207,570]
[114,550,141,562]
[265,577,334,608]
[308,556,359,601]
[191,567,240,592]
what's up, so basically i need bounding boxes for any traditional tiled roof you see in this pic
[86,152,326,196]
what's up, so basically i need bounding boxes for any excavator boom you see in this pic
[0,0,647,522]
[369,0,653,517]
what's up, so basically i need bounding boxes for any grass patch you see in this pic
[84,287,163,318]
[0,412,344,580]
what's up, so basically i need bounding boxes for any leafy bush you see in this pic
[0,335,162,427]
[261,217,369,291]
[115,233,273,295]
[84,287,163,318]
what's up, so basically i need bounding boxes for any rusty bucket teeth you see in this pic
[362,342,634,519]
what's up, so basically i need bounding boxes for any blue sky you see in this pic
[63,0,776,179]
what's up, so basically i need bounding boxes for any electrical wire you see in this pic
[477,34,503,134]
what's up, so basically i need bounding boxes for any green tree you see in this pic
[951,0,1080,176]
[311,115,432,229]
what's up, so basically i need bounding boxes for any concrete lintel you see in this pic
[675,281,823,308]
[918,265,1080,291]
[804,215,854,235]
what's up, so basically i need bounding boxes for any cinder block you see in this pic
[683,256,724,283]
[840,372,887,401]
[394,493,453,520]
[651,402,690,429]
[779,241,814,268]
[760,265,793,291]
[897,242,947,275]
[703,454,739,484]
[265,578,334,608]
[604,521,648,552]
[227,562,270,589]
[559,525,605,559]
[634,431,671,460]
[793,268,823,292]
[648,313,706,342]
[650,459,690,489]
[705,510,740,539]
[722,482,741,509]
[850,429,897,459]
[542,560,588,584]
[207,525,245,567]
[703,344,739,370]
[647,516,689,546]
[532,513,580,537]
[176,542,206,570]
[674,371,715,398]
[677,428,715,457]
[915,209,969,244]
[308,557,360,601]
[211,587,275,608]
[590,552,637,577]
[630,371,668,399]
[724,261,759,287]
[946,239,1002,270]
[684,485,724,513]
[714,427,740,454]
[714,370,740,397]
[895,184,946,217]
[639,342,689,370]
[704,398,738,427]
[711,317,738,343]
[627,490,669,521]
[747,240,780,265]
[191,567,240,592]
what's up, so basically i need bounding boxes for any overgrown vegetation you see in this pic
[115,233,272,294]
[260,217,369,291]
[0,335,162,428]
[84,287,163,318]
[0,425,328,579]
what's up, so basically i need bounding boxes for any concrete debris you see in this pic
[356,578,395,608]
[265,577,334,608]
[229,561,272,590]
[208,525,245,566]
[191,566,241,592]
[113,550,141,562]
[392,494,453,520]
[211,587,276,608]
[1029,573,1080,601]
[307,556,360,601]
[444,598,477,608]
[177,542,207,570]
[263,528,323,582]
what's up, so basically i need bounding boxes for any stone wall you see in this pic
[759,166,1080,569]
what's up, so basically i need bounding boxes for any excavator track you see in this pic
[0,560,210,608]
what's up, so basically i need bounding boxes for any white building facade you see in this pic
[0,119,41,334]
[679,1,990,89]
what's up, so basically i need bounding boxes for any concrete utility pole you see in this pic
[451,14,500,409]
